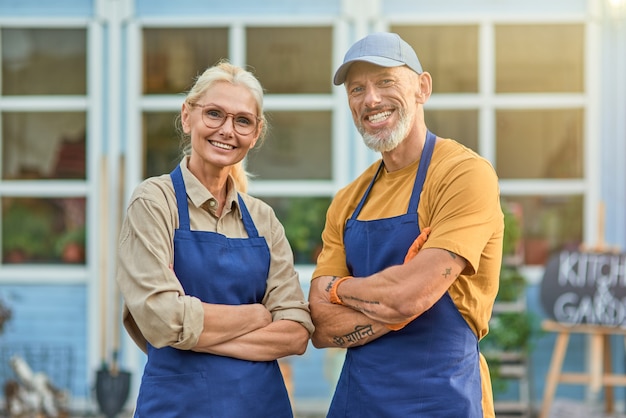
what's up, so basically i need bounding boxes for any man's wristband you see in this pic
[329,276,352,305]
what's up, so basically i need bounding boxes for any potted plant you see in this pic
[55,226,86,263]
[281,197,331,264]
[2,199,56,263]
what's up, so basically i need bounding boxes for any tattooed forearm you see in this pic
[332,324,375,346]
[339,295,380,315]
[341,295,380,306]
[325,276,339,292]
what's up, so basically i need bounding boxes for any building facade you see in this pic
[0,0,625,414]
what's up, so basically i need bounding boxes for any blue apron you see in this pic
[328,131,483,417]
[134,165,292,418]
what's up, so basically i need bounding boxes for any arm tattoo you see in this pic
[443,251,460,279]
[332,324,375,346]
[325,276,339,292]
[340,295,379,315]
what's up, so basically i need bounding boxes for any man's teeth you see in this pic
[210,141,234,150]
[368,111,391,123]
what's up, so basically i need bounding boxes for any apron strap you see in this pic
[170,165,191,230]
[237,194,260,238]
[349,162,384,221]
[407,130,436,213]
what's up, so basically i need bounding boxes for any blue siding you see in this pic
[0,284,90,400]
[0,0,92,17]
[135,0,340,17]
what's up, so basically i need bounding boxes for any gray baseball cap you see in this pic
[333,32,423,86]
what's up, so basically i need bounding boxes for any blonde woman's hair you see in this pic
[177,60,267,193]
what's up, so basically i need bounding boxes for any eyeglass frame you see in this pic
[189,102,261,136]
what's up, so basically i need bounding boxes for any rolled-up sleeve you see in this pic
[116,180,205,353]
[260,205,314,336]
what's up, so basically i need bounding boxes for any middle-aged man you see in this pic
[308,32,504,417]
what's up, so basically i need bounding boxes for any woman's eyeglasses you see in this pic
[191,103,259,135]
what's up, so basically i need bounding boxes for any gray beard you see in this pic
[358,109,412,153]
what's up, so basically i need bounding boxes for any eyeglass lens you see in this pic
[199,106,257,135]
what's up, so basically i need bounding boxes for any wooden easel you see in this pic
[539,321,626,418]
[539,203,623,418]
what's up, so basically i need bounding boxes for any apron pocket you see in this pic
[135,372,209,417]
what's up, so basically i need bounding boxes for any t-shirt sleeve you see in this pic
[421,157,502,275]
[311,194,351,280]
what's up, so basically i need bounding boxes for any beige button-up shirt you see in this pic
[116,157,313,353]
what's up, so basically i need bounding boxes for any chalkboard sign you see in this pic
[540,250,626,326]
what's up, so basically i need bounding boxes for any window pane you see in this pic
[391,25,479,93]
[143,28,229,94]
[425,109,478,152]
[2,28,86,95]
[143,112,181,178]
[501,195,583,266]
[246,27,333,94]
[2,112,86,180]
[246,111,332,180]
[262,196,332,264]
[2,197,86,264]
[496,109,583,179]
[495,24,584,93]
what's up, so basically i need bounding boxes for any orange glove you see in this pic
[386,227,432,331]
[329,276,353,305]
[403,227,431,263]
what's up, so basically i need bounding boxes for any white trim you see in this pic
[426,94,587,109]
[248,181,338,197]
[0,97,88,110]
[0,266,88,283]
[478,21,496,163]
[86,17,105,413]
[0,18,90,27]
[499,179,588,195]
[583,0,603,247]
[0,181,89,196]
[124,21,143,198]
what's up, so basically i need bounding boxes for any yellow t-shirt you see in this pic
[313,138,504,417]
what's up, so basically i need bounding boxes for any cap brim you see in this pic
[333,56,407,85]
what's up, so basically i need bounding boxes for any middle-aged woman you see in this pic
[116,60,313,417]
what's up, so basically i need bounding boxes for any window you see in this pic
[143,28,229,95]
[2,28,87,96]
[2,112,86,180]
[247,111,333,180]
[495,24,584,93]
[496,109,584,180]
[0,28,88,265]
[246,27,333,94]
